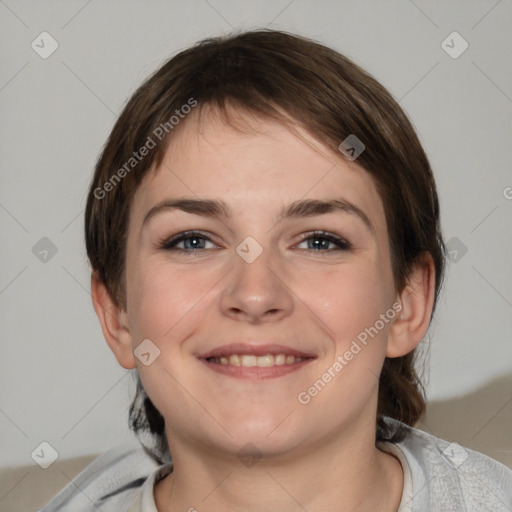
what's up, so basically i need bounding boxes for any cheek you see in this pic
[295,264,395,417]
[304,261,394,350]
[126,258,217,344]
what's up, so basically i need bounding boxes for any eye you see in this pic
[295,231,352,252]
[159,231,217,252]
[159,230,352,254]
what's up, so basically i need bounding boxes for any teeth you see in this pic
[257,355,274,367]
[229,354,241,366]
[211,353,305,366]
[241,355,257,367]
[275,354,286,365]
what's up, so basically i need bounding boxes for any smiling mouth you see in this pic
[199,344,316,379]
[206,353,307,367]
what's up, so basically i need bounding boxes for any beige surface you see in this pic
[1,375,510,512]
[418,374,512,468]
[0,453,99,512]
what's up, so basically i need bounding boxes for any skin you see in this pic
[92,106,436,512]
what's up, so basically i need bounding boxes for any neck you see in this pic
[154,418,404,512]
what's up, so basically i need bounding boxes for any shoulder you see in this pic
[37,444,163,512]
[385,418,512,511]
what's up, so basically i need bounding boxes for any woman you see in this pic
[40,29,512,511]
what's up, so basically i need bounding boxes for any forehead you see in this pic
[130,107,387,237]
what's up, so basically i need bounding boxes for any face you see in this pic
[120,108,399,459]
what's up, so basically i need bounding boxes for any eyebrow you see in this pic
[142,197,375,235]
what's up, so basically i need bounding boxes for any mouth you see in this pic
[198,343,317,379]
[206,353,306,366]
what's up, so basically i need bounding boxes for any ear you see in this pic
[386,253,436,358]
[91,273,136,369]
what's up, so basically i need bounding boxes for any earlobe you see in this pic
[386,253,436,358]
[91,273,137,369]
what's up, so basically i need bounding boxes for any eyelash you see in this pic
[158,230,352,254]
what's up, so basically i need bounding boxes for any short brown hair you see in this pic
[85,29,446,463]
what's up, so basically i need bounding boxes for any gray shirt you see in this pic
[38,420,512,511]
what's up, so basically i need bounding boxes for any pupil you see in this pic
[187,237,201,249]
[311,238,326,249]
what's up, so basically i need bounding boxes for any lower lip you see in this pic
[199,358,314,379]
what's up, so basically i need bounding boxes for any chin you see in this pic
[216,412,306,457]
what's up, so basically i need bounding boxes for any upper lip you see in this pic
[198,343,317,359]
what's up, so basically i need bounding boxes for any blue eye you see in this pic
[159,230,352,253]
[160,231,215,251]
[296,231,352,252]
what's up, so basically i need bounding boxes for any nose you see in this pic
[219,242,294,323]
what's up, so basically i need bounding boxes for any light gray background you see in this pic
[1,0,511,467]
